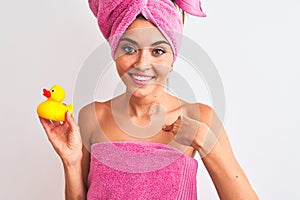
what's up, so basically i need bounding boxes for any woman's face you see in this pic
[115,18,173,98]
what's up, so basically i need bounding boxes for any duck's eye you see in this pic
[122,45,136,54]
[51,89,55,92]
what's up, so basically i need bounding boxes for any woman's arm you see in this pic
[201,135,258,200]
[39,111,88,200]
[198,104,258,200]
[63,152,86,200]
[163,103,258,199]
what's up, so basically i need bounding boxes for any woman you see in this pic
[39,0,258,199]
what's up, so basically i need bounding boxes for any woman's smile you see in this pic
[129,72,156,85]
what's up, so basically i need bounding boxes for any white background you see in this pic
[1,0,299,199]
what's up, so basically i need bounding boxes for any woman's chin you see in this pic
[126,84,160,99]
[130,86,153,98]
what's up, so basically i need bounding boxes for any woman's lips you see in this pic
[129,73,156,85]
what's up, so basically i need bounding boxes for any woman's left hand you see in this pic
[162,115,218,157]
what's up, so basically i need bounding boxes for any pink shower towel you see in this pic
[88,0,206,61]
[87,141,198,199]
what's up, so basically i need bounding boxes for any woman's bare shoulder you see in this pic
[78,101,112,144]
[197,103,214,122]
[78,101,112,131]
[195,103,224,139]
[79,100,111,118]
[178,100,214,124]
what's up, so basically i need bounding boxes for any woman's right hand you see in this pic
[39,111,83,165]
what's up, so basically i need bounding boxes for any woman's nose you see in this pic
[133,49,152,71]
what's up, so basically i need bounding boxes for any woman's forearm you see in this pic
[201,140,258,200]
[62,157,86,200]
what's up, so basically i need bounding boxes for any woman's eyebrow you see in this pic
[119,38,170,47]
[151,40,170,47]
[119,38,138,45]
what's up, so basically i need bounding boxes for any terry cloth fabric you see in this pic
[87,141,198,199]
[88,0,206,61]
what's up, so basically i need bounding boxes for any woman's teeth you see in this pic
[131,74,153,81]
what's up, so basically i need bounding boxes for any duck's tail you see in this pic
[67,104,74,114]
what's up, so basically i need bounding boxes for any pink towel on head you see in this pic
[88,0,206,61]
[87,141,198,200]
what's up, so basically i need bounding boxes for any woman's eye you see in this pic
[122,45,136,54]
[153,48,165,56]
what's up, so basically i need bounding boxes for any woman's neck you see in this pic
[126,88,167,118]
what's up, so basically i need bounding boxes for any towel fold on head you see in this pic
[88,0,206,61]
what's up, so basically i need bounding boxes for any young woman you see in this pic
[39,0,258,199]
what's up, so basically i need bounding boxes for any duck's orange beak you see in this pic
[43,89,51,98]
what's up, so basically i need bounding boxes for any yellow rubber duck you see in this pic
[37,84,74,121]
